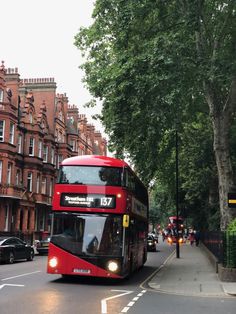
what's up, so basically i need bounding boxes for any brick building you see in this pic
[0,61,106,242]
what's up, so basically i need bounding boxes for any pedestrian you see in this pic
[189,230,195,246]
[195,230,200,246]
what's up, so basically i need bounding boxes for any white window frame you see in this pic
[17,134,22,153]
[49,178,53,197]
[0,161,2,184]
[70,140,76,152]
[7,163,12,185]
[58,154,63,169]
[43,145,48,162]
[38,140,42,158]
[9,122,14,144]
[51,147,55,164]
[0,89,3,102]
[29,137,35,156]
[16,169,21,186]
[4,204,9,231]
[0,120,5,142]
[36,173,40,193]
[41,177,47,194]
[27,172,33,192]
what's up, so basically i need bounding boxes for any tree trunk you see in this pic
[212,114,235,230]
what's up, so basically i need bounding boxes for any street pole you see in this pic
[176,129,180,258]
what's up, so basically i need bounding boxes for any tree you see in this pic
[75,0,236,229]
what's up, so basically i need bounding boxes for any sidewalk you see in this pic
[148,243,236,297]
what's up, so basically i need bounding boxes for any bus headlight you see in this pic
[107,261,119,272]
[49,257,58,268]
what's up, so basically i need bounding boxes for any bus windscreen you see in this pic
[57,166,122,186]
[51,213,123,257]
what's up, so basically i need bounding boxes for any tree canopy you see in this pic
[75,0,236,230]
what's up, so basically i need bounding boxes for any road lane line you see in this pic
[120,290,146,313]
[1,271,41,281]
[101,290,133,314]
[121,307,129,313]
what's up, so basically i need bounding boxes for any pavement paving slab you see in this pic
[148,243,236,297]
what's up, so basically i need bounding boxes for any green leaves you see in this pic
[75,0,236,229]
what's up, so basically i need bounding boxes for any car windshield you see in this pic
[57,166,122,186]
[51,213,123,257]
[0,237,8,245]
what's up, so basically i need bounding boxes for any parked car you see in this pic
[35,236,50,255]
[0,236,34,264]
[147,234,157,252]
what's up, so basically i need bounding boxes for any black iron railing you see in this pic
[201,231,236,268]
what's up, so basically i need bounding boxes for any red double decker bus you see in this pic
[47,155,149,279]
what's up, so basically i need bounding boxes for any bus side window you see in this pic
[125,169,135,191]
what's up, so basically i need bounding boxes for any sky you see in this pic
[0,0,105,134]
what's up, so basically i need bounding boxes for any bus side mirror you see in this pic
[123,215,129,228]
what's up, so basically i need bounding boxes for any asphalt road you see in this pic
[0,242,235,314]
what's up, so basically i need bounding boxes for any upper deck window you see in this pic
[57,166,122,186]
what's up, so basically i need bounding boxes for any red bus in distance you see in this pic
[47,155,149,279]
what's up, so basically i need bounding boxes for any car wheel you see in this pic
[27,250,34,261]
[8,252,15,264]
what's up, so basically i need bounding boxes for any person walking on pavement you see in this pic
[189,230,195,245]
[195,230,200,246]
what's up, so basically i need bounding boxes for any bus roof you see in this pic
[61,155,129,168]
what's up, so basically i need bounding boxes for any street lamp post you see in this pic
[175,129,180,258]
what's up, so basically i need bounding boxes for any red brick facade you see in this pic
[0,61,107,242]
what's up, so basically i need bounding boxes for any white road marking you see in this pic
[101,290,133,314]
[1,271,41,281]
[0,284,24,290]
[132,297,139,301]
[120,290,147,314]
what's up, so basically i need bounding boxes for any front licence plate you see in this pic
[73,268,91,274]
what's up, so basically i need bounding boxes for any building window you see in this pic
[16,169,20,186]
[4,205,9,231]
[51,147,55,164]
[9,122,14,144]
[36,173,40,193]
[49,178,53,197]
[58,154,63,169]
[0,160,2,184]
[38,140,42,158]
[29,137,35,156]
[0,120,5,142]
[41,177,47,194]
[27,172,33,192]
[70,140,76,152]
[43,145,48,162]
[17,134,22,153]
[7,163,12,185]
[0,89,3,102]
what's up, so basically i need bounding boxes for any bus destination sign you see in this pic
[60,193,116,209]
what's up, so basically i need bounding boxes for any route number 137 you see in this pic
[100,197,113,206]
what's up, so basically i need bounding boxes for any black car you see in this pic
[0,236,34,264]
[147,234,157,252]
